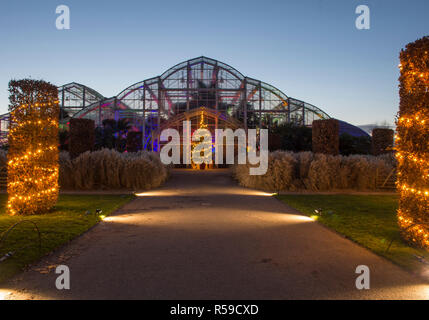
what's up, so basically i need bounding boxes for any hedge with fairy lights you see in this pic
[7,79,59,215]
[396,36,429,248]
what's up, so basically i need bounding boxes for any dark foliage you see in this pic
[59,129,69,151]
[371,128,394,155]
[339,133,372,155]
[312,119,339,155]
[270,123,312,152]
[69,118,95,158]
[95,119,131,152]
[126,131,143,153]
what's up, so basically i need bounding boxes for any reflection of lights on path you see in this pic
[135,192,153,197]
[0,289,53,300]
[251,191,277,197]
[0,290,12,300]
[425,285,429,298]
[135,191,179,197]
[279,214,315,225]
[292,215,314,222]
[135,190,278,197]
[419,267,429,281]
[100,208,315,227]
[378,285,429,300]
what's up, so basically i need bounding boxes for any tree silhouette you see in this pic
[95,119,131,151]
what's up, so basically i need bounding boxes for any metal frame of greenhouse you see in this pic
[0,57,331,151]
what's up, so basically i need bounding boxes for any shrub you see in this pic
[235,151,296,191]
[339,133,372,155]
[268,133,282,151]
[396,36,429,248]
[126,131,143,153]
[371,128,394,155]
[59,149,168,190]
[0,149,7,168]
[312,119,339,155]
[7,79,59,215]
[59,129,69,151]
[232,152,395,192]
[95,119,131,151]
[95,125,114,150]
[69,118,95,158]
[270,123,312,152]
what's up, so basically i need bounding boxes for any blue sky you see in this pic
[0,0,428,126]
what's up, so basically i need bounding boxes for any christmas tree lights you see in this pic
[191,111,213,170]
[396,36,429,248]
[7,79,60,215]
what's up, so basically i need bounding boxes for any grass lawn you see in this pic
[0,194,134,283]
[276,194,429,274]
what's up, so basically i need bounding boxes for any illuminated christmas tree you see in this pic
[191,111,212,170]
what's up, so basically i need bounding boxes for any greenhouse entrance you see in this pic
[157,107,242,169]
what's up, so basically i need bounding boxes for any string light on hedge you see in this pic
[398,116,427,126]
[396,151,429,165]
[397,210,429,247]
[399,183,429,196]
[7,80,60,216]
[396,36,429,249]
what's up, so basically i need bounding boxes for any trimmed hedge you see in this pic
[312,119,339,155]
[372,128,394,155]
[69,118,95,158]
[397,36,429,248]
[7,79,59,215]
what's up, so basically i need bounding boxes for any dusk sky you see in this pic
[0,0,428,126]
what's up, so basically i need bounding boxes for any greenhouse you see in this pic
[1,57,333,151]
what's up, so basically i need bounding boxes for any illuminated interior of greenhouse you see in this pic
[0,57,368,151]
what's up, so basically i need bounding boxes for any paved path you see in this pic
[2,170,428,299]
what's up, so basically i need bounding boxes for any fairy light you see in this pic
[191,110,213,169]
[396,37,429,248]
[7,79,60,215]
